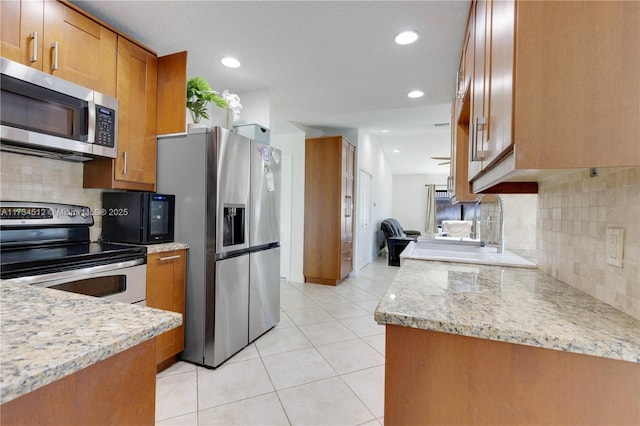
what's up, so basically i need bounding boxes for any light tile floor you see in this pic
[156,257,398,426]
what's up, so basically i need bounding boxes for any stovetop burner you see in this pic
[1,241,146,279]
[0,201,146,280]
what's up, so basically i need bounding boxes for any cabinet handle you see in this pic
[51,41,59,71]
[158,255,181,261]
[30,32,38,63]
[471,116,487,161]
[122,151,127,175]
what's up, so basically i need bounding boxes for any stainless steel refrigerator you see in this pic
[157,126,280,368]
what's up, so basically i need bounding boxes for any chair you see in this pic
[380,218,420,266]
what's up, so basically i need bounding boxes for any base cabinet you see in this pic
[0,339,156,426]
[146,250,186,367]
[385,325,640,425]
[304,135,356,285]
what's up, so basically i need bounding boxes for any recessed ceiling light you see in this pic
[380,129,389,133]
[393,149,400,153]
[394,30,420,45]
[221,57,240,68]
[408,90,424,98]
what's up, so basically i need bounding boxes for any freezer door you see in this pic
[209,254,249,367]
[249,247,281,342]
[250,142,281,246]
[216,128,251,254]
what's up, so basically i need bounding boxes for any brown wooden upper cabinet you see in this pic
[457,0,640,194]
[83,37,158,191]
[1,0,117,97]
[304,135,356,286]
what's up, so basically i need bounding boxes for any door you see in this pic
[216,128,250,254]
[250,141,281,247]
[357,169,372,270]
[249,247,280,341]
[212,254,249,367]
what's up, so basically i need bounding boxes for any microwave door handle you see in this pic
[87,100,96,144]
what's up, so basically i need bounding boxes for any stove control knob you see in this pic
[80,209,90,218]
[67,209,77,218]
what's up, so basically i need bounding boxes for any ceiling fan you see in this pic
[431,156,451,166]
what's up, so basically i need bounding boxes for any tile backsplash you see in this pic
[0,152,104,241]
[537,167,640,319]
[480,194,537,251]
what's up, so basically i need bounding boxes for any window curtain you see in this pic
[425,184,437,235]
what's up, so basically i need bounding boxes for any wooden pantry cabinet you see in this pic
[146,249,186,369]
[1,0,117,97]
[304,136,355,286]
[458,0,640,194]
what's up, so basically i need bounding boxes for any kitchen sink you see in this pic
[399,239,536,268]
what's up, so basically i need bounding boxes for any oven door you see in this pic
[4,259,147,305]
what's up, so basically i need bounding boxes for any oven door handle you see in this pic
[5,258,146,286]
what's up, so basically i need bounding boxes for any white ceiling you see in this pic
[71,0,470,175]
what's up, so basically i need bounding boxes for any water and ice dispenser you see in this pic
[223,204,246,247]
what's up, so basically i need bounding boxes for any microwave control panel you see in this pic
[95,106,116,148]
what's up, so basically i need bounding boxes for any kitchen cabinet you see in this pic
[157,50,188,135]
[0,0,117,97]
[146,249,186,369]
[449,6,495,204]
[1,340,156,425]
[468,0,490,181]
[462,0,640,193]
[304,135,356,286]
[385,326,639,425]
[83,36,158,191]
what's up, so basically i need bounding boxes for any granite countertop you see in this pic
[0,282,182,404]
[145,242,189,254]
[375,259,640,363]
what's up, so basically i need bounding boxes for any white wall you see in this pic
[356,132,394,270]
[269,128,306,283]
[237,88,271,127]
[391,174,449,233]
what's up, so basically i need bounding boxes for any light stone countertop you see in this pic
[374,259,640,363]
[145,242,189,254]
[0,281,182,404]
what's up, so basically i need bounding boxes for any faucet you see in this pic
[472,194,505,253]
[471,195,483,240]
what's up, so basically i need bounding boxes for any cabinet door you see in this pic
[146,250,186,365]
[485,0,515,166]
[469,0,491,180]
[1,0,44,69]
[157,51,188,135]
[340,141,354,279]
[115,36,158,185]
[42,1,116,97]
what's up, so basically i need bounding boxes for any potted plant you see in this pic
[186,77,228,125]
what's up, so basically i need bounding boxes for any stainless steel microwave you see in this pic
[0,57,118,161]
[101,192,175,245]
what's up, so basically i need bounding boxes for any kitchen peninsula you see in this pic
[375,259,640,425]
[0,281,182,425]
